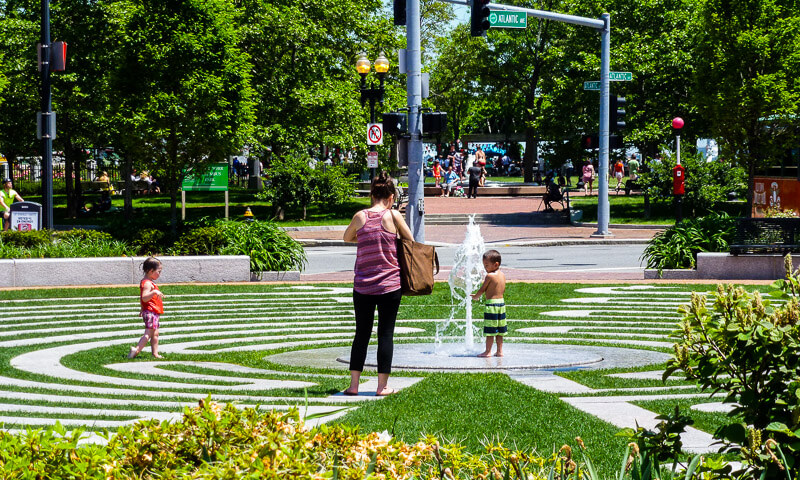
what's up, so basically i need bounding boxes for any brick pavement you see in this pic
[291,195,663,282]
[287,196,661,245]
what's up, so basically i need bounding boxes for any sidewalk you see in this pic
[287,197,662,246]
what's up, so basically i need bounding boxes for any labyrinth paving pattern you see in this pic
[0,284,746,450]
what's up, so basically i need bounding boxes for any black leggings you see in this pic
[349,289,402,374]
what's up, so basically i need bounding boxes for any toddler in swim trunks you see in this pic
[471,249,507,357]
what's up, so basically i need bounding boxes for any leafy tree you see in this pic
[238,0,404,160]
[693,0,800,213]
[51,0,119,218]
[110,0,255,230]
[0,4,38,182]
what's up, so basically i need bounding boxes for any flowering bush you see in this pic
[0,398,600,479]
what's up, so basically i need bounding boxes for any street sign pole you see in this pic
[594,13,611,237]
[406,0,425,242]
[39,0,53,230]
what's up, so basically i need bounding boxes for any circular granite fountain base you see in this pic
[266,343,669,372]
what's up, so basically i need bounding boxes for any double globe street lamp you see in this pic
[356,52,390,178]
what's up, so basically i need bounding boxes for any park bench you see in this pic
[730,217,800,255]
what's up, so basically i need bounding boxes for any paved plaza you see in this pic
[0,282,732,451]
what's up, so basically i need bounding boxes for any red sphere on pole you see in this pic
[672,117,684,129]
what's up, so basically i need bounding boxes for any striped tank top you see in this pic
[353,209,401,295]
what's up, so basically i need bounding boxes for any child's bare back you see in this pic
[481,270,506,299]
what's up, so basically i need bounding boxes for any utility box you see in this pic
[248,157,262,190]
[9,201,43,231]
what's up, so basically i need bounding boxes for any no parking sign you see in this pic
[367,123,383,146]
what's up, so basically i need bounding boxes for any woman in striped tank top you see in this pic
[342,172,414,396]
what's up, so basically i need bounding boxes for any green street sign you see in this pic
[584,81,601,90]
[609,71,632,81]
[488,11,527,28]
[182,163,229,191]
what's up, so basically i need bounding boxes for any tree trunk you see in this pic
[63,142,83,219]
[123,154,133,217]
[170,190,178,233]
[747,161,755,218]
[523,126,535,183]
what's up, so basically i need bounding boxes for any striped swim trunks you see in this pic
[483,298,507,336]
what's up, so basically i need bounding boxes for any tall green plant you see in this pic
[218,220,306,273]
[665,256,800,478]
[641,213,735,272]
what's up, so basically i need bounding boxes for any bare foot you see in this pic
[343,388,359,396]
[152,354,163,359]
[477,352,492,357]
[376,387,396,396]
[495,352,504,357]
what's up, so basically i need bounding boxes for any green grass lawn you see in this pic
[0,280,765,475]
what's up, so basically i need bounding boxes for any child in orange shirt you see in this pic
[129,257,164,359]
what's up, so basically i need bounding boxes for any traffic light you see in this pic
[382,112,408,135]
[609,95,626,132]
[393,0,406,26]
[422,112,447,135]
[581,134,598,150]
[470,0,491,37]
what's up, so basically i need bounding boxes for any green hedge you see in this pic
[0,221,306,273]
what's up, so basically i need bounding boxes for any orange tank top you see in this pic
[140,279,164,314]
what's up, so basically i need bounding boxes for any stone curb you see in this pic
[0,256,250,288]
[572,222,670,230]
[296,239,652,248]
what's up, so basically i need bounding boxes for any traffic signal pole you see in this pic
[460,1,613,236]
[40,0,54,230]
[595,13,611,237]
[412,0,612,239]
[406,0,425,242]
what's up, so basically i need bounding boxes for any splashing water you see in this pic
[436,215,485,354]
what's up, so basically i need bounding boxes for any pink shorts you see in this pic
[141,310,160,329]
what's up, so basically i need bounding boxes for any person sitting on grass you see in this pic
[472,249,507,357]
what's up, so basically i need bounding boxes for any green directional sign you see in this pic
[182,163,229,191]
[583,81,601,90]
[488,11,527,28]
[609,71,632,81]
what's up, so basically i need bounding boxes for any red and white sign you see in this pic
[367,123,383,146]
[367,151,379,168]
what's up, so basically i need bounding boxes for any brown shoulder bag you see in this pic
[392,211,440,296]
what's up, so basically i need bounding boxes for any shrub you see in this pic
[54,229,113,242]
[312,164,356,207]
[665,258,800,478]
[0,399,609,479]
[0,229,52,248]
[171,225,227,255]
[640,213,735,271]
[0,230,134,259]
[258,153,355,219]
[130,228,170,255]
[638,151,747,215]
[217,220,306,273]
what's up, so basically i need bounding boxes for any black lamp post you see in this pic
[356,52,389,179]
